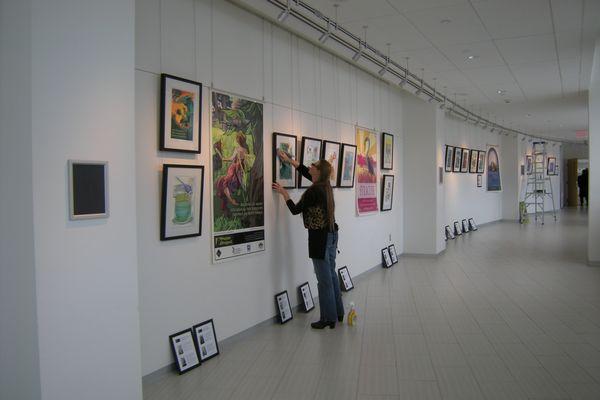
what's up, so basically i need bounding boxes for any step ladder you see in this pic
[524,141,557,224]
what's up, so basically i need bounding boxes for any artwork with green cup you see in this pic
[161,164,204,241]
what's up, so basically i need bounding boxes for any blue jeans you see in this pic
[311,232,344,322]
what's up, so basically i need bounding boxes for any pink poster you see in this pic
[356,127,378,215]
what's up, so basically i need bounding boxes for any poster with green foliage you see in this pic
[211,91,264,262]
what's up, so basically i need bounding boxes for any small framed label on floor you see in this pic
[275,290,293,324]
[338,266,354,291]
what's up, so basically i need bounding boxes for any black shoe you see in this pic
[338,314,344,322]
[311,320,335,329]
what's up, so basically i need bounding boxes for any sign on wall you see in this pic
[355,127,379,215]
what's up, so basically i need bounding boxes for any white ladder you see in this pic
[524,141,557,224]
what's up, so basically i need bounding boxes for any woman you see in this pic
[272,151,344,329]
[215,133,249,213]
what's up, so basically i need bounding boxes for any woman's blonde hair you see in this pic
[313,160,335,231]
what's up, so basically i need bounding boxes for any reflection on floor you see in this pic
[144,209,600,400]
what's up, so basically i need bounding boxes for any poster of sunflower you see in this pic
[211,91,264,262]
[356,127,379,215]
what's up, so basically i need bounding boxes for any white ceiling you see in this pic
[297,0,600,142]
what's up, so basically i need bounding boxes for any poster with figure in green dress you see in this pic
[211,91,264,262]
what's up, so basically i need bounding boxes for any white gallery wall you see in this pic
[589,38,600,265]
[136,0,404,375]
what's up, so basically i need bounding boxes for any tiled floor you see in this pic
[144,209,600,399]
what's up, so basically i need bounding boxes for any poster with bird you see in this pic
[355,127,378,215]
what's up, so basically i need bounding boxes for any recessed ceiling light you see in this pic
[440,19,451,24]
[497,89,506,95]
[504,99,511,103]
[465,55,479,61]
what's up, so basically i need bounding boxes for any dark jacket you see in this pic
[285,165,338,259]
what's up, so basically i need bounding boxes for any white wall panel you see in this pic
[319,50,336,120]
[272,26,293,108]
[296,39,318,115]
[160,0,196,79]
[356,70,375,129]
[194,0,213,85]
[135,0,161,73]
[336,58,354,124]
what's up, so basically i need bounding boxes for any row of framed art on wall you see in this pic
[445,145,485,174]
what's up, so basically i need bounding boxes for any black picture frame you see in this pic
[273,132,298,189]
[477,174,482,187]
[298,282,315,313]
[68,160,109,220]
[160,164,204,241]
[388,244,398,264]
[462,219,470,233]
[381,132,394,170]
[461,148,470,173]
[169,328,200,374]
[525,155,533,175]
[468,218,478,231]
[380,174,394,211]
[299,136,323,188]
[338,143,357,188]
[469,149,478,173]
[547,157,557,175]
[382,247,393,268]
[338,266,354,291]
[160,73,202,154]
[445,145,454,172]
[454,221,462,236]
[444,225,455,240]
[453,147,462,172]
[477,151,485,173]
[192,319,220,362]
[275,290,293,324]
[321,140,342,187]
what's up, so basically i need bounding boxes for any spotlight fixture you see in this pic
[399,57,409,87]
[352,49,362,62]
[415,68,424,96]
[428,78,437,102]
[277,2,290,23]
[378,43,391,76]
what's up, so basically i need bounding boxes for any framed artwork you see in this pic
[169,329,200,374]
[468,218,478,231]
[477,151,485,173]
[469,149,478,173]
[547,157,557,175]
[299,136,323,188]
[298,282,315,312]
[445,146,454,172]
[388,244,398,264]
[439,167,444,184]
[381,132,394,170]
[461,148,470,172]
[338,143,357,188]
[356,127,379,214]
[161,164,204,241]
[273,132,297,189]
[477,174,482,187]
[453,147,462,172]
[382,247,393,268]
[454,221,462,236]
[521,165,525,175]
[321,140,341,187]
[338,266,354,291]
[462,219,469,233]
[487,146,501,191]
[68,160,109,220]
[160,74,202,153]
[192,319,220,362]
[525,155,533,175]
[444,225,455,240]
[275,290,293,324]
[381,174,394,211]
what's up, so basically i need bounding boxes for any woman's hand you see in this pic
[272,182,290,201]
[278,150,299,168]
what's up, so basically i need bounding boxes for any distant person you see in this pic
[578,168,588,206]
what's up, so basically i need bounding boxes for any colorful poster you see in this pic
[211,91,264,262]
[487,146,501,191]
[356,127,378,215]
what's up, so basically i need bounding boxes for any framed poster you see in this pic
[525,155,533,175]
[444,225,455,240]
[382,247,393,268]
[356,127,378,214]
[192,319,220,362]
[461,148,470,173]
[453,147,462,172]
[273,132,297,189]
[160,164,204,241]
[68,160,109,220]
[321,140,341,187]
[338,143,357,188]
[169,329,200,374]
[468,218,478,231]
[547,157,557,175]
[388,244,398,264]
[462,219,469,233]
[275,290,293,324]
[381,174,394,211]
[477,174,482,187]
[299,136,323,188]
[445,146,454,172]
[211,91,265,262]
[469,149,478,173]
[381,132,394,170]
[338,266,354,291]
[298,282,315,312]
[454,221,462,236]
[487,146,501,191]
[477,151,485,173]
[160,74,202,153]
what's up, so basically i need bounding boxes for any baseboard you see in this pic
[401,249,445,258]
[588,260,600,267]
